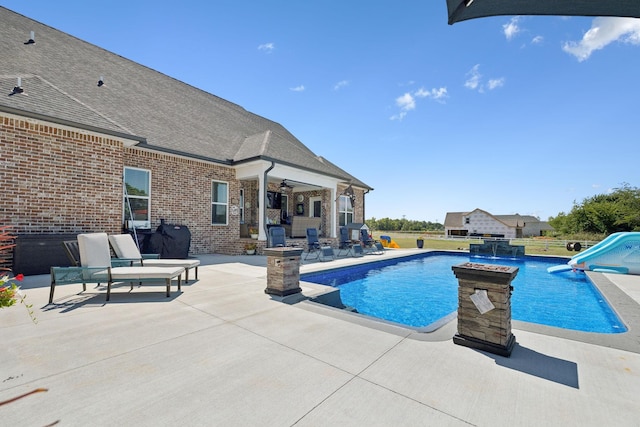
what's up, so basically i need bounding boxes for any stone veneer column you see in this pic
[264,247,304,297]
[451,262,519,357]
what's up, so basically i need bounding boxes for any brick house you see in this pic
[444,209,553,239]
[0,7,372,272]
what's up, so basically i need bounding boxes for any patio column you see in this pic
[257,173,266,241]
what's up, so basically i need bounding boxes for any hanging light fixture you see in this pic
[279,180,292,191]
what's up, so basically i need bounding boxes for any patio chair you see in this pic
[337,227,354,257]
[108,233,200,283]
[63,240,81,266]
[268,226,299,248]
[49,233,184,302]
[304,228,334,261]
[359,229,383,255]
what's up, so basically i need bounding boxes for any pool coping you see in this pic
[294,252,640,354]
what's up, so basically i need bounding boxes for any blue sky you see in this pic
[4,1,639,223]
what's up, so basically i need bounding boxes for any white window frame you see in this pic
[123,167,151,229]
[211,180,229,225]
[338,195,353,226]
[310,196,322,218]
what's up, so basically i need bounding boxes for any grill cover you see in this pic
[146,223,191,259]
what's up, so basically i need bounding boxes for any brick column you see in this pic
[264,247,304,297]
[451,262,518,357]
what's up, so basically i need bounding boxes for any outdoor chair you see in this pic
[359,229,383,255]
[268,226,299,248]
[49,233,184,302]
[63,240,81,266]
[304,228,334,261]
[337,227,354,257]
[108,233,200,283]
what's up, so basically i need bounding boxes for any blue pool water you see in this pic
[301,252,627,333]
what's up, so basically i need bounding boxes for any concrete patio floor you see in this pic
[2,250,639,426]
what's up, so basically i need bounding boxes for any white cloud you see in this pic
[333,80,349,90]
[390,86,448,120]
[532,35,544,44]
[396,92,416,111]
[487,78,505,90]
[415,87,448,101]
[464,64,481,90]
[464,64,504,93]
[563,17,640,61]
[258,42,275,53]
[503,17,521,40]
[289,85,305,92]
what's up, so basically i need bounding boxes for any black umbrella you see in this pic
[447,0,640,25]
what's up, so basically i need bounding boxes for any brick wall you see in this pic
[1,113,240,255]
[1,114,123,234]
[1,112,365,257]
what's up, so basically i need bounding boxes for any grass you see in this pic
[373,232,578,257]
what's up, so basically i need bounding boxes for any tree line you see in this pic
[366,183,639,237]
[365,217,443,232]
[548,183,640,236]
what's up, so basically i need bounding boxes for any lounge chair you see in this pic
[359,229,384,255]
[337,227,354,257]
[108,233,200,283]
[63,239,81,266]
[49,233,184,302]
[304,228,334,261]
[268,226,299,248]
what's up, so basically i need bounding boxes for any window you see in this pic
[338,195,353,226]
[212,181,228,225]
[123,167,151,228]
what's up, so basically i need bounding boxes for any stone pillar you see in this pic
[451,262,518,357]
[264,247,304,297]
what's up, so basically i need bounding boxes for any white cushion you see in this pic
[142,259,200,268]
[109,234,200,269]
[109,234,143,259]
[109,234,142,259]
[78,233,112,267]
[109,266,184,280]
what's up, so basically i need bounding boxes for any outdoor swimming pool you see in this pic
[301,252,627,333]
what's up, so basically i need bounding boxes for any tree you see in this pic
[548,183,640,235]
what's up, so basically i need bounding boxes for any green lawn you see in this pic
[373,232,576,257]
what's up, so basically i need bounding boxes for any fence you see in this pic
[375,231,598,251]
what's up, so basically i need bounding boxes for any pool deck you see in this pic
[2,249,640,426]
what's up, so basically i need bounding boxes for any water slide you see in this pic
[547,232,640,274]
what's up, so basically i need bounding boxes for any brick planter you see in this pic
[264,247,304,297]
[451,262,519,357]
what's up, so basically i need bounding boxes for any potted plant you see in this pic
[416,236,424,249]
[244,242,257,255]
[249,227,258,239]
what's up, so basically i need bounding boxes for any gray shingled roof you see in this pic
[0,7,371,189]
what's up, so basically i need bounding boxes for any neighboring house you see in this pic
[0,7,372,270]
[444,209,553,239]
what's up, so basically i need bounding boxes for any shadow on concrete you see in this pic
[481,343,579,389]
[43,284,183,313]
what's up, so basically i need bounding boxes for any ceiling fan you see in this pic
[279,180,293,191]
